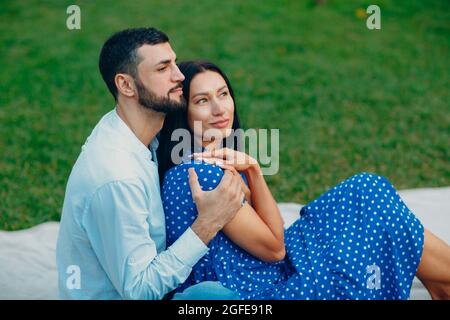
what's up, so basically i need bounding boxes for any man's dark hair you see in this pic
[99,27,169,99]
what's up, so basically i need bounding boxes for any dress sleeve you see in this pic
[162,161,248,244]
[162,161,228,243]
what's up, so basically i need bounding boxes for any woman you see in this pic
[157,60,450,300]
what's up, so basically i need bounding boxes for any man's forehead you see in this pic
[137,43,176,66]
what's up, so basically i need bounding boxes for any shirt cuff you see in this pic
[169,227,209,267]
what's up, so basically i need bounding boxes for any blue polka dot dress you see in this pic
[162,161,424,300]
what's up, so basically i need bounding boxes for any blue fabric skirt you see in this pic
[163,166,424,300]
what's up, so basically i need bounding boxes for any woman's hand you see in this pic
[192,148,257,204]
[192,148,259,173]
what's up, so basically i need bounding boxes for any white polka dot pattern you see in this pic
[162,162,424,300]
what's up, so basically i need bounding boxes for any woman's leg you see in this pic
[171,281,241,300]
[416,228,450,299]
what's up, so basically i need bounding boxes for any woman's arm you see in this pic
[222,201,285,263]
[244,164,285,250]
[193,150,286,263]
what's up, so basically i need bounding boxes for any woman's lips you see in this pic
[210,119,230,129]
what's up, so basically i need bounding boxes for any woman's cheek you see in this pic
[227,102,235,119]
[189,108,210,129]
[197,107,212,122]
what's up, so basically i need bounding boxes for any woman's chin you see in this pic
[202,127,233,141]
[223,128,234,138]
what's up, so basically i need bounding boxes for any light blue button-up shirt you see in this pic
[56,108,209,300]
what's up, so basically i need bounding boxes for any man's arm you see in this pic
[82,178,209,300]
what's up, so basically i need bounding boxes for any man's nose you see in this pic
[172,65,185,82]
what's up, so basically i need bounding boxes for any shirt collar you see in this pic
[149,136,159,163]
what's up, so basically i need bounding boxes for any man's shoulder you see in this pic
[64,107,161,203]
[67,142,148,201]
[78,110,148,180]
[73,145,145,189]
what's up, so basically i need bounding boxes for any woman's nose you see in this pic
[211,99,226,115]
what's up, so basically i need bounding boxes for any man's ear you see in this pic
[115,73,136,98]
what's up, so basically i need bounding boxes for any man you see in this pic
[56,27,244,299]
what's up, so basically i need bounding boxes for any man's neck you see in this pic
[116,100,164,147]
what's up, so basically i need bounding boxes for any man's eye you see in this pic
[158,66,167,72]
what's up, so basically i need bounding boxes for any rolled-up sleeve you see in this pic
[81,178,209,300]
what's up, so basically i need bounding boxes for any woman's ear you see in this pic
[115,73,136,98]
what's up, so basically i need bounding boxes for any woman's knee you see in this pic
[348,172,388,189]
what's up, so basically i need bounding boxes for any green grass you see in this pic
[0,0,449,230]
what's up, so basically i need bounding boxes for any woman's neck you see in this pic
[201,138,222,151]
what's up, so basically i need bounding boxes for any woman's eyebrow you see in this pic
[216,85,228,92]
[191,92,208,99]
[192,85,228,99]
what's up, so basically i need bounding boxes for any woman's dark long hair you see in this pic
[157,60,241,185]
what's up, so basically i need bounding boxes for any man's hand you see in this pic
[215,164,252,205]
[189,167,244,245]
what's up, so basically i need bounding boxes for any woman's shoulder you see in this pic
[163,160,225,191]
[165,160,224,177]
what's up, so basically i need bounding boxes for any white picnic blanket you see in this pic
[0,187,449,300]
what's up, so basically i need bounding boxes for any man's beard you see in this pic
[134,77,186,115]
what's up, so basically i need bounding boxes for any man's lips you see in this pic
[210,118,230,128]
[170,87,183,94]
[169,84,183,94]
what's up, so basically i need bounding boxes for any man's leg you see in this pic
[171,281,240,300]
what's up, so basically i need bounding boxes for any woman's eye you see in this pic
[196,98,207,104]
[220,91,228,97]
